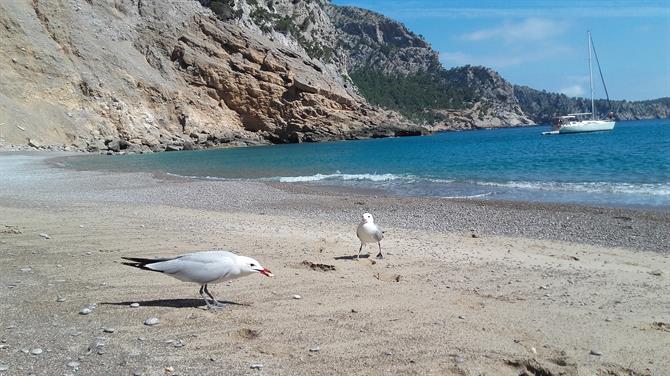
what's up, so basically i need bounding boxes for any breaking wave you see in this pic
[277,173,408,183]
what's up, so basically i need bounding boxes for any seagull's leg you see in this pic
[356,243,363,259]
[199,285,214,308]
[375,242,384,259]
[203,284,226,309]
[198,284,222,309]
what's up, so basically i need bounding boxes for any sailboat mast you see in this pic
[588,31,595,120]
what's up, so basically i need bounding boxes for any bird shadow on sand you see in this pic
[334,254,370,261]
[101,299,246,309]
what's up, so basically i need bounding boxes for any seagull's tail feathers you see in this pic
[121,256,176,273]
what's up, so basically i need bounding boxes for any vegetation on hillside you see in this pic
[514,86,670,123]
[349,68,473,122]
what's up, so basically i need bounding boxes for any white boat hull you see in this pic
[558,120,615,134]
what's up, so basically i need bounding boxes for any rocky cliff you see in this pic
[0,0,422,152]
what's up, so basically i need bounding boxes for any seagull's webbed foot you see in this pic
[375,253,384,259]
[200,284,226,310]
[204,299,226,310]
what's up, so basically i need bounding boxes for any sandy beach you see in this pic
[0,153,669,375]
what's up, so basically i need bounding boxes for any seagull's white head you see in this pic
[361,213,374,224]
[237,256,273,277]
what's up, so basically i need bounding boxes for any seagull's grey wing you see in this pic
[146,251,237,284]
[373,225,384,242]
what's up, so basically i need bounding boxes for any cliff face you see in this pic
[0,0,422,152]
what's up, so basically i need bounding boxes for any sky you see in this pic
[332,0,670,101]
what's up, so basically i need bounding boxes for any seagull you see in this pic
[121,250,273,309]
[356,212,384,259]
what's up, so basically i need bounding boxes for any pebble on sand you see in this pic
[0,364,9,371]
[103,327,115,333]
[144,317,160,326]
[309,346,320,352]
[292,294,302,300]
[250,364,263,370]
[67,361,80,368]
[79,308,92,315]
[590,349,603,356]
[39,233,50,239]
[130,302,140,308]
[30,348,43,355]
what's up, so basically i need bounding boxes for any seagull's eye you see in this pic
[250,263,256,267]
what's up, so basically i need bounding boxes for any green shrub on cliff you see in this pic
[349,68,472,122]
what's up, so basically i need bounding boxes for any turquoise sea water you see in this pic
[66,119,670,209]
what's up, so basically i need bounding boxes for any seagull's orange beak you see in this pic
[259,268,274,277]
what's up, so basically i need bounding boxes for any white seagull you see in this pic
[356,212,384,259]
[122,250,273,309]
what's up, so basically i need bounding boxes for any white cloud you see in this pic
[440,45,573,69]
[438,51,473,66]
[460,18,568,44]
[560,84,586,97]
[359,2,670,20]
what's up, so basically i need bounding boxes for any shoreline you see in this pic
[42,151,670,253]
[1,152,669,375]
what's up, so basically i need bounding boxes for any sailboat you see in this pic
[543,31,615,135]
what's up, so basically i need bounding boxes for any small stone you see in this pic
[144,317,159,326]
[39,233,50,239]
[79,308,92,315]
[56,297,66,302]
[30,348,43,355]
[164,366,174,372]
[292,295,302,300]
[20,267,32,273]
[605,318,612,322]
[0,364,9,371]
[130,302,140,308]
[308,346,320,352]
[384,351,393,356]
[103,327,115,333]
[67,361,80,368]
[250,364,263,370]
[590,349,603,356]
[172,340,185,348]
[453,356,465,364]
[458,315,465,320]
[539,285,548,290]
[530,347,537,354]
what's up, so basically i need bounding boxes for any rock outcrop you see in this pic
[0,0,423,152]
[430,66,535,130]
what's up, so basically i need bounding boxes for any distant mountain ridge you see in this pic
[514,86,669,124]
